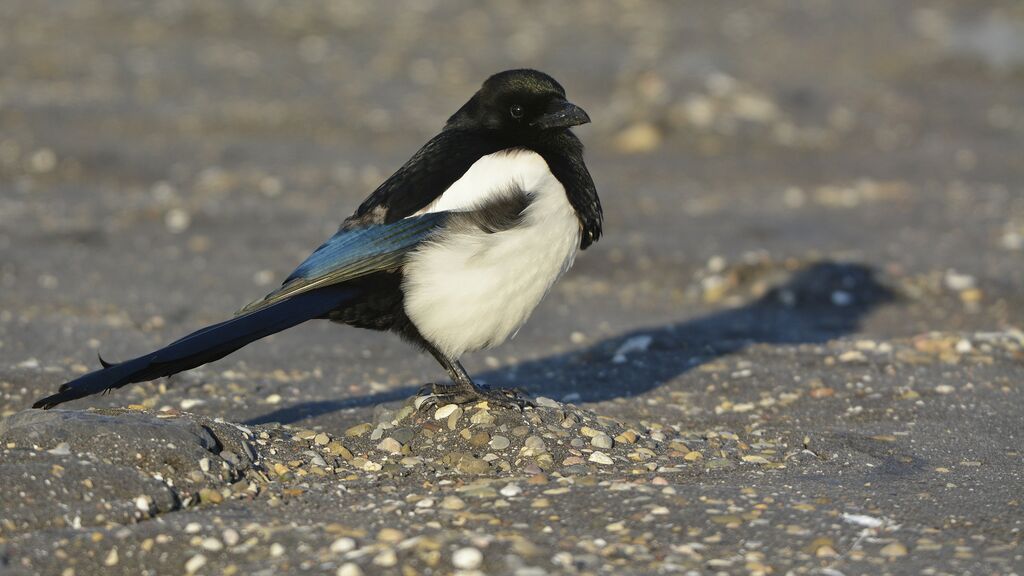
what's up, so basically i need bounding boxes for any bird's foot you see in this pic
[416,382,534,411]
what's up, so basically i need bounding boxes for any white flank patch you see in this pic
[402,149,580,358]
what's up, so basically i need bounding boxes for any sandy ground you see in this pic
[1,1,1023,574]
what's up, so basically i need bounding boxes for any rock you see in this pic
[331,537,357,553]
[337,563,364,576]
[524,436,546,450]
[344,423,372,437]
[326,441,353,460]
[456,455,491,475]
[314,432,331,445]
[489,435,511,450]
[377,437,403,454]
[591,434,613,449]
[434,404,461,420]
[535,397,560,408]
[589,451,613,465]
[440,496,466,510]
[377,528,404,543]
[452,547,483,569]
[184,554,207,574]
[468,431,490,448]
[500,483,523,497]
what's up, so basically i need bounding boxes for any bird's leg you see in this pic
[417,345,533,410]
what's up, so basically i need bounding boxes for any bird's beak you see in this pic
[531,100,591,129]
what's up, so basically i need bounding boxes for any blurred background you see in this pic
[1,1,1022,420]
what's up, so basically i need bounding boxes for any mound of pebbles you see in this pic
[275,396,761,480]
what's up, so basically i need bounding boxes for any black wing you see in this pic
[342,129,505,229]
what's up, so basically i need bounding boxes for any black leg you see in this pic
[417,342,533,410]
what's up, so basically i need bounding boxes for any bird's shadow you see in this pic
[246,261,895,425]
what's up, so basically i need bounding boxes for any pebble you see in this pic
[199,488,223,504]
[589,451,614,465]
[535,396,560,408]
[377,528,404,543]
[591,433,614,449]
[391,427,415,444]
[104,548,118,566]
[270,542,285,557]
[524,436,546,450]
[489,435,511,450]
[373,549,397,567]
[200,538,223,552]
[134,494,153,513]
[377,437,403,454]
[314,432,331,445]
[184,554,207,574]
[452,547,483,570]
[330,538,357,553]
[434,404,461,420]
[470,410,495,425]
[345,423,372,437]
[47,443,71,456]
[264,393,282,404]
[326,441,353,460]
[222,529,240,547]
[440,496,466,510]
[337,563,364,576]
[500,483,523,497]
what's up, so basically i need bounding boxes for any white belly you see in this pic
[401,149,581,358]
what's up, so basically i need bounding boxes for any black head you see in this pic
[446,69,590,135]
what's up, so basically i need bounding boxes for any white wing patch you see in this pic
[402,149,581,358]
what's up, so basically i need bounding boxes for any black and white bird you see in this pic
[33,69,602,410]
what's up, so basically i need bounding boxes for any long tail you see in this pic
[32,284,359,409]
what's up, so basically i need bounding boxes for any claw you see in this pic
[413,382,533,412]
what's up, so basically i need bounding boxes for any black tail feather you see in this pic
[32,285,358,409]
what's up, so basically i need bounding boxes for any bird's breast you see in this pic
[401,149,580,358]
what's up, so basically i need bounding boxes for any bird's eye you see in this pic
[510,104,524,119]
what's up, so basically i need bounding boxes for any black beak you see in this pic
[531,100,591,130]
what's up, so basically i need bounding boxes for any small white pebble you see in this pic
[104,547,119,566]
[500,483,523,497]
[222,528,240,547]
[452,547,483,570]
[264,393,282,405]
[270,542,285,557]
[184,554,207,574]
[337,563,364,576]
[330,537,357,553]
[179,398,204,410]
[165,208,191,233]
[589,451,614,465]
[433,404,460,420]
[185,522,202,534]
[200,537,223,552]
[134,495,153,513]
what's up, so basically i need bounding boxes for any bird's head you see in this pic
[446,69,590,136]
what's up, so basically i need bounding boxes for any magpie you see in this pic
[33,69,602,410]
